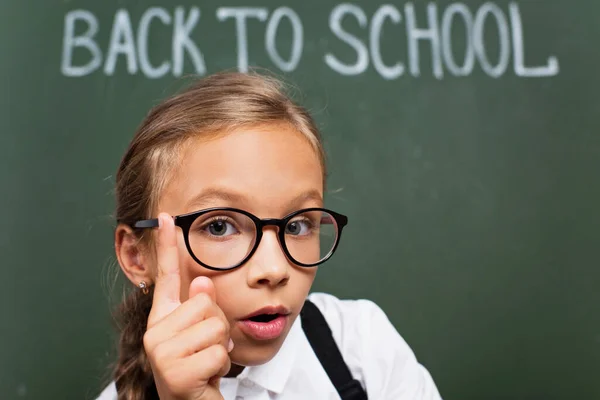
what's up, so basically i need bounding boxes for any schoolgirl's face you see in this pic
[156,123,323,366]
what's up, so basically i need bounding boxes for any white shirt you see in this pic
[96,292,442,399]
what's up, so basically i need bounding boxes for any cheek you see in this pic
[206,272,247,322]
[176,236,244,315]
[291,267,318,298]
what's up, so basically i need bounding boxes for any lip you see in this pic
[238,305,291,341]
[239,315,289,340]
[240,305,291,320]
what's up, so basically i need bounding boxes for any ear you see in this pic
[115,223,153,287]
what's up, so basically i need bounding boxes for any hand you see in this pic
[143,213,232,400]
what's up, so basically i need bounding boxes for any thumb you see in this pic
[205,376,225,400]
[189,276,234,356]
[208,376,221,388]
[188,275,217,302]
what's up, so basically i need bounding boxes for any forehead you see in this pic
[160,123,324,216]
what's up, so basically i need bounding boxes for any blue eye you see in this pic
[285,219,313,236]
[202,218,239,237]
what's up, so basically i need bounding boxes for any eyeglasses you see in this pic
[132,207,348,271]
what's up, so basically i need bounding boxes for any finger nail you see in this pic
[228,338,234,352]
[158,213,168,228]
[158,213,173,231]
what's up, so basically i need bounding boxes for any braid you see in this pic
[113,287,159,400]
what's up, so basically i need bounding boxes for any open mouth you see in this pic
[240,312,289,340]
[239,305,291,340]
[248,313,280,323]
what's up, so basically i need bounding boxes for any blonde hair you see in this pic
[111,71,326,399]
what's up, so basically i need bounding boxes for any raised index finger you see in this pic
[148,212,181,327]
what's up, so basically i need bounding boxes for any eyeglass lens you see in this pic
[187,209,339,269]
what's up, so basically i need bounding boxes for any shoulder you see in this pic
[306,292,443,400]
[306,291,395,343]
[305,291,404,350]
[95,381,117,400]
[306,291,386,322]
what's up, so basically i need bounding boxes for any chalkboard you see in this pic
[2,1,599,399]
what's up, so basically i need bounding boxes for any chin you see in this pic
[230,337,286,367]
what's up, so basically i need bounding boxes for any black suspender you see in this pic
[300,300,368,400]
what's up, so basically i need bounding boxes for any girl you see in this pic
[97,71,442,400]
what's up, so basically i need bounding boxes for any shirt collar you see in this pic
[237,314,302,394]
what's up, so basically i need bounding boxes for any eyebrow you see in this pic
[186,188,247,210]
[185,188,323,212]
[289,189,323,208]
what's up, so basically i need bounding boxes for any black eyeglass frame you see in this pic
[132,207,348,271]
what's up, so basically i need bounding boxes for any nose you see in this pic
[246,229,290,288]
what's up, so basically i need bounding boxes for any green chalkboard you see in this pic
[2,0,599,399]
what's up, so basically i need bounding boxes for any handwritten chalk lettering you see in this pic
[61,7,206,78]
[405,3,443,78]
[265,7,304,72]
[173,7,206,76]
[61,10,102,77]
[324,1,559,79]
[441,4,475,77]
[104,9,138,75]
[60,2,560,79]
[509,3,559,77]
[324,4,369,76]
[138,8,171,78]
[370,5,404,80]
[216,7,268,73]
[472,3,510,78]
[218,7,305,73]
